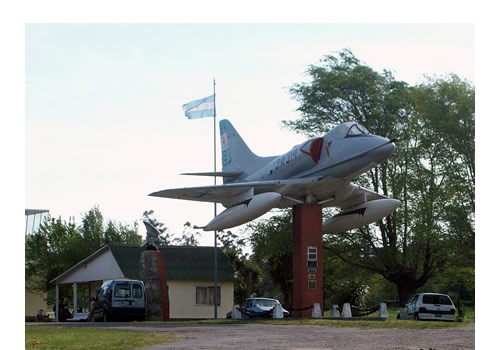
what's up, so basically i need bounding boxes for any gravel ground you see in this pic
[27,322,475,349]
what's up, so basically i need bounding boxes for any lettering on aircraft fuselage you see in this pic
[274,148,300,170]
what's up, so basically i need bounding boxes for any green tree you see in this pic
[81,206,141,247]
[248,210,294,308]
[223,248,262,304]
[323,247,378,308]
[410,75,475,267]
[284,48,410,139]
[25,217,82,293]
[218,229,262,303]
[172,222,200,246]
[284,49,474,305]
[80,206,105,252]
[409,75,475,302]
[104,221,142,245]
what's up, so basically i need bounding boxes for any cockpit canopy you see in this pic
[330,122,370,139]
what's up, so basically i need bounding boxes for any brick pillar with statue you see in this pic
[139,221,170,321]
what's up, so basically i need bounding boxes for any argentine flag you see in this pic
[182,94,215,119]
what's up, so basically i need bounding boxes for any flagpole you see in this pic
[213,78,218,319]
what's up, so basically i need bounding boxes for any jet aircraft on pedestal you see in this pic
[150,120,400,233]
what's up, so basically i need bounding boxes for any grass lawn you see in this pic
[25,326,176,350]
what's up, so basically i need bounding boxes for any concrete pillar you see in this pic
[88,282,92,312]
[292,204,323,318]
[73,282,78,315]
[341,303,352,318]
[232,305,242,319]
[273,304,284,319]
[332,304,341,317]
[312,303,322,318]
[379,303,388,319]
[55,284,59,322]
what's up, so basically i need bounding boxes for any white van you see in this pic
[90,280,146,322]
[397,293,456,321]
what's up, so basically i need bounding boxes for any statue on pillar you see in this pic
[140,220,162,250]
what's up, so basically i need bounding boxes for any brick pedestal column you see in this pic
[292,204,323,318]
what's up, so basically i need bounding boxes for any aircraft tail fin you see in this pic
[219,120,275,183]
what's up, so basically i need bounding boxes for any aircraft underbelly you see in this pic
[256,177,349,208]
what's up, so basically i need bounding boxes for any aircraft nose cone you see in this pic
[372,139,396,164]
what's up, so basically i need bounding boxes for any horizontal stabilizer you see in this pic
[181,171,242,178]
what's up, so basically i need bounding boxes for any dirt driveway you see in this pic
[28,322,475,349]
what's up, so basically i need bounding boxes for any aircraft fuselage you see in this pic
[245,122,395,183]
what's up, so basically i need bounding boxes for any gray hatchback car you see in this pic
[397,293,456,321]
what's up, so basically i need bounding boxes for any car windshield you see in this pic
[255,299,278,307]
[422,294,452,305]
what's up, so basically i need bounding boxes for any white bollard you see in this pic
[311,303,322,318]
[332,304,341,317]
[273,304,284,319]
[379,303,388,319]
[232,305,242,319]
[341,303,352,318]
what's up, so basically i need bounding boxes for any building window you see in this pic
[307,246,317,260]
[307,246,318,268]
[308,273,317,290]
[308,280,317,290]
[196,286,221,306]
[114,283,131,298]
[132,284,143,298]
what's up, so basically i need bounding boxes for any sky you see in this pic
[24,23,475,244]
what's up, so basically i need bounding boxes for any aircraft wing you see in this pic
[150,176,388,209]
[149,177,327,208]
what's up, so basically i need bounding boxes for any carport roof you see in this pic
[25,209,49,215]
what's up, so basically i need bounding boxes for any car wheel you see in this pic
[414,313,420,321]
[396,314,400,319]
